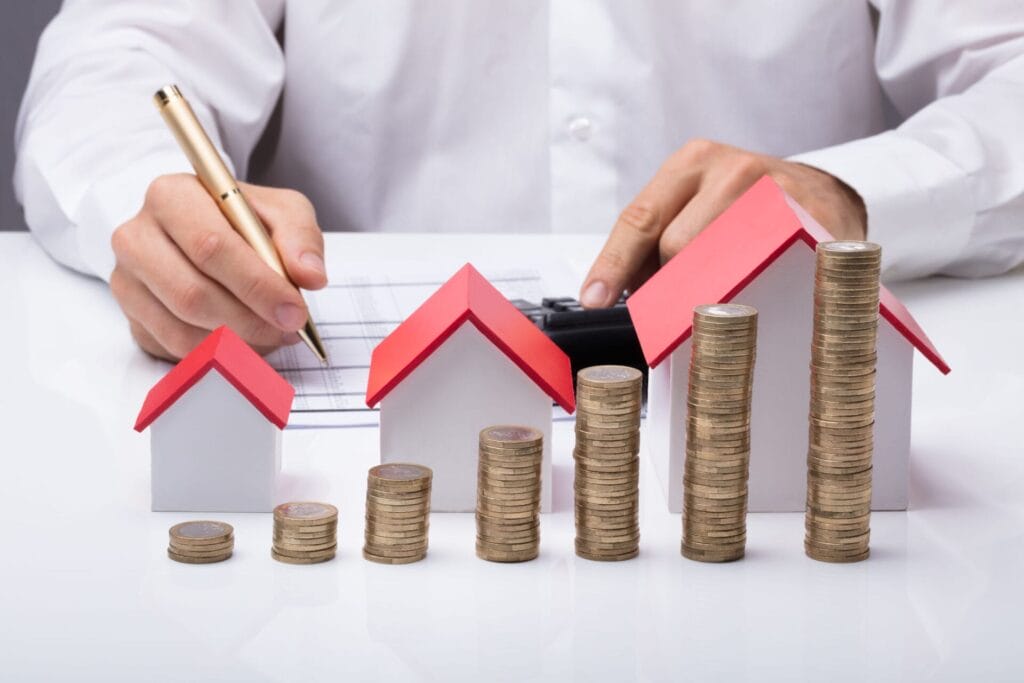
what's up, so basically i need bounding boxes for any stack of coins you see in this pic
[364,463,432,564]
[167,520,234,564]
[805,241,881,563]
[271,502,338,564]
[682,304,758,563]
[476,425,544,562]
[573,365,643,561]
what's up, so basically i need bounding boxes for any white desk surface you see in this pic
[1,232,1021,682]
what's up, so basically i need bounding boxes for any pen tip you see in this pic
[297,326,329,366]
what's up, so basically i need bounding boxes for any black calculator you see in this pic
[511,296,647,382]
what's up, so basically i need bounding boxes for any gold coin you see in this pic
[576,548,639,562]
[362,549,426,564]
[167,548,232,564]
[169,540,234,556]
[476,546,539,563]
[169,520,233,545]
[271,548,336,565]
[272,544,338,561]
[369,462,432,483]
[273,501,338,524]
[272,539,340,553]
[576,365,643,388]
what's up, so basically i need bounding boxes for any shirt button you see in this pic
[568,116,593,141]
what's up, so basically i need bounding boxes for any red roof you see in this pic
[134,326,295,431]
[365,264,576,412]
[626,176,950,374]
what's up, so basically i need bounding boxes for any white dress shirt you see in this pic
[13,0,1024,282]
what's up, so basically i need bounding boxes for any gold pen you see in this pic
[153,84,328,364]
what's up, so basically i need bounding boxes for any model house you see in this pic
[366,264,575,512]
[627,176,950,513]
[134,326,295,512]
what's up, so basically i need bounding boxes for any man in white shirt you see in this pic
[14,1,1024,360]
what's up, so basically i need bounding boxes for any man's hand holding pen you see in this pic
[109,174,327,361]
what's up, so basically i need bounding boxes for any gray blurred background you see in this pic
[2,0,61,231]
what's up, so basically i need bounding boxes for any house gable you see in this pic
[135,326,295,432]
[365,264,576,412]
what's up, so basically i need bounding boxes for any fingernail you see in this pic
[281,332,301,345]
[581,280,610,308]
[300,251,325,276]
[276,303,306,329]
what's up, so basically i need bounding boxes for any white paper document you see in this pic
[266,264,562,428]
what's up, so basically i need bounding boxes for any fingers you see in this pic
[626,249,661,295]
[128,319,173,362]
[112,213,290,350]
[144,175,310,333]
[579,146,704,308]
[658,154,769,263]
[245,183,327,290]
[110,268,210,360]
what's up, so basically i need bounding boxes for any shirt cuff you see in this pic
[74,150,193,281]
[789,131,975,281]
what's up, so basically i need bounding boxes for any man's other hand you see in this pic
[579,139,867,308]
[110,174,327,360]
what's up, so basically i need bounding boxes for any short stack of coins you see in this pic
[573,365,643,561]
[476,425,543,562]
[805,241,881,563]
[364,463,432,564]
[682,304,758,563]
[271,502,338,564]
[167,520,234,564]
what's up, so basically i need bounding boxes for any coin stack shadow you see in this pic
[682,304,758,562]
[167,520,234,564]
[476,425,544,562]
[573,365,643,561]
[271,502,339,564]
[364,463,432,564]
[805,241,881,563]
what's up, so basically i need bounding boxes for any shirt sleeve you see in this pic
[13,0,285,281]
[789,0,1024,281]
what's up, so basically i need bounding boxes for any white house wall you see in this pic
[649,242,913,512]
[873,320,913,510]
[744,242,817,511]
[379,322,554,512]
[645,359,675,509]
[151,370,281,512]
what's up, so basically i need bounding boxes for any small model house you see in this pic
[366,264,576,512]
[134,326,295,512]
[627,176,950,513]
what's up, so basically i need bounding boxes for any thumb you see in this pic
[579,158,699,308]
[245,183,328,290]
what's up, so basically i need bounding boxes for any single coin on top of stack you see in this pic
[805,241,881,563]
[682,303,758,563]
[167,520,234,564]
[364,463,432,565]
[574,365,643,562]
[476,425,544,563]
[272,502,338,564]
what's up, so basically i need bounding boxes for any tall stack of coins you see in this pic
[805,241,881,563]
[271,502,338,564]
[573,365,643,561]
[682,304,758,563]
[476,425,543,562]
[364,463,432,564]
[167,520,234,564]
